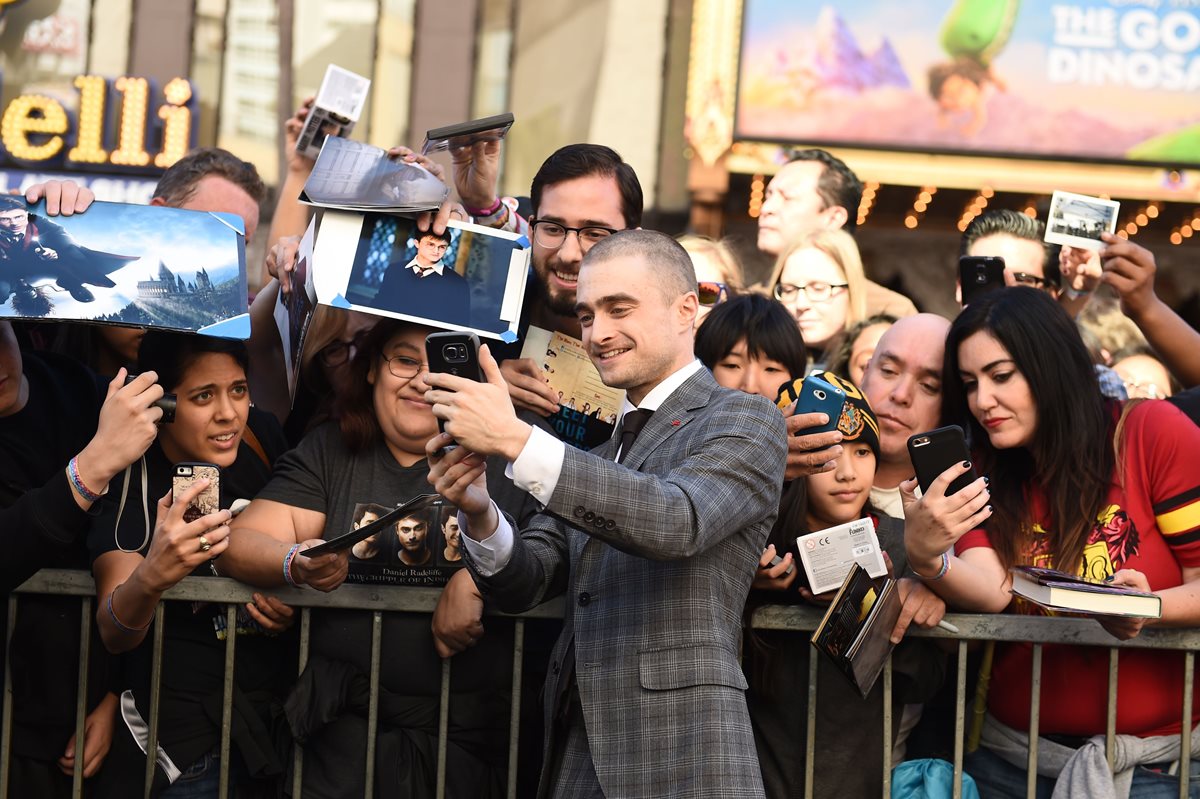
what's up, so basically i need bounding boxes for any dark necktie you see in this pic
[617,409,654,464]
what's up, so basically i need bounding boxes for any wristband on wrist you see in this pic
[107,584,152,634]
[463,197,502,217]
[283,544,301,587]
[67,455,106,503]
[914,551,952,581]
[1062,285,1090,300]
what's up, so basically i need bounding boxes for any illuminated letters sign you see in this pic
[0,74,197,172]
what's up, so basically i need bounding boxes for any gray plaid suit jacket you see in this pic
[468,368,787,798]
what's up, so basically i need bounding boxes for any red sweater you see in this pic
[957,400,1200,736]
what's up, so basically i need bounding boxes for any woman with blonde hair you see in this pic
[766,228,869,368]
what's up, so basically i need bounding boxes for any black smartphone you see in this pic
[421,112,514,155]
[775,374,846,436]
[425,331,484,434]
[172,463,221,523]
[959,255,1006,306]
[907,426,975,497]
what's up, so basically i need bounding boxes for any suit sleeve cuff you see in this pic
[507,426,565,506]
[459,503,514,577]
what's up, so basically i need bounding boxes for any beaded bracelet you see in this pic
[67,455,105,503]
[463,196,502,217]
[914,551,952,581]
[107,584,152,634]
[283,544,301,587]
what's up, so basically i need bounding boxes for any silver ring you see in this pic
[198,535,212,553]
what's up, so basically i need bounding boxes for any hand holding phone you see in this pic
[958,255,1006,306]
[172,463,221,523]
[907,426,976,497]
[425,332,484,436]
[776,374,846,436]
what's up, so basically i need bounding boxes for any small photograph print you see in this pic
[1045,191,1120,251]
[317,212,529,341]
[274,216,318,400]
[348,502,396,565]
[0,199,247,333]
[300,137,448,213]
[434,502,465,567]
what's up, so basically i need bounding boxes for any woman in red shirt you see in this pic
[903,287,1200,797]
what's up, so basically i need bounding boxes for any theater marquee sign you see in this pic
[0,74,197,172]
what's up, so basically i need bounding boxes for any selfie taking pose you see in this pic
[902,288,1200,797]
[87,331,293,797]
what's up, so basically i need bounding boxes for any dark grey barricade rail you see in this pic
[3,570,1198,799]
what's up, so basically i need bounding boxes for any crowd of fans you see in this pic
[0,97,1198,799]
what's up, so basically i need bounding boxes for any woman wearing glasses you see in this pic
[220,318,538,798]
[766,228,869,372]
[678,235,744,327]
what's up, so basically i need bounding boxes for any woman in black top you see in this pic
[87,331,294,798]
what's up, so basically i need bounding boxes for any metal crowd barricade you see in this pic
[3,569,1200,799]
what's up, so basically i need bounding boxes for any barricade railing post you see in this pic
[364,611,383,799]
[1026,644,1043,799]
[217,604,238,799]
[1106,648,1119,773]
[0,596,18,799]
[436,657,451,799]
[803,647,818,799]
[953,639,967,799]
[71,597,92,799]
[506,619,525,799]
[882,656,893,799]
[292,607,311,798]
[1180,651,1194,799]
[143,604,166,799]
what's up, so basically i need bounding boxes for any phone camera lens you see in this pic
[814,390,826,401]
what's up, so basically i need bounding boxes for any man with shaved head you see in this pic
[425,229,786,798]
[859,313,953,518]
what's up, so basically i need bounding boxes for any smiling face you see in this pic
[958,331,1038,450]
[442,515,461,549]
[532,174,627,316]
[156,353,250,468]
[860,314,949,469]
[575,253,696,405]
[367,326,436,462]
[806,442,877,529]
[777,247,850,351]
[711,338,794,401]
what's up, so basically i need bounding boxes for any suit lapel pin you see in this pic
[671,420,681,426]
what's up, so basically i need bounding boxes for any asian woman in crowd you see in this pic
[695,295,946,798]
[88,331,295,797]
[903,287,1200,797]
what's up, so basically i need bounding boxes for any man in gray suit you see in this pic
[425,230,787,798]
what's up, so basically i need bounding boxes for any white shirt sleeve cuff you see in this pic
[459,503,514,577]
[507,425,566,505]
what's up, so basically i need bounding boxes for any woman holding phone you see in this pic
[218,318,538,799]
[903,287,1200,797]
[87,331,293,797]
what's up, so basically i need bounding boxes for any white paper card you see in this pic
[796,517,888,595]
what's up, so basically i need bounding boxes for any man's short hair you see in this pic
[152,147,268,207]
[530,144,643,230]
[961,209,1059,287]
[583,229,697,301]
[417,228,452,246]
[787,148,863,234]
[0,195,26,213]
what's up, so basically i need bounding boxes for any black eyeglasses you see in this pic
[1011,272,1051,290]
[698,281,729,307]
[773,281,849,303]
[530,220,619,251]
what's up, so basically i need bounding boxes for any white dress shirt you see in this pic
[461,359,705,575]
[405,256,445,277]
